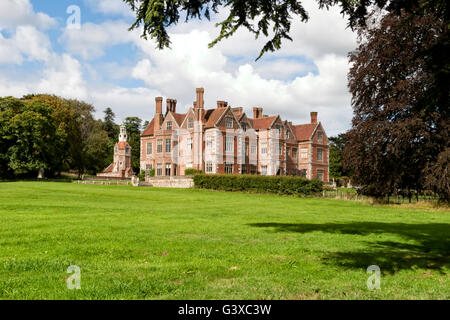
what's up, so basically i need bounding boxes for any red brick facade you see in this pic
[140,88,329,182]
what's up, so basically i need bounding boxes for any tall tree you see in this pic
[102,107,120,169]
[22,95,112,177]
[0,97,65,178]
[124,0,449,59]
[103,107,119,140]
[329,133,350,179]
[123,117,143,173]
[344,11,449,200]
[86,120,111,174]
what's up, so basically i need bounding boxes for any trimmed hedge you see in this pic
[185,169,203,175]
[193,174,323,196]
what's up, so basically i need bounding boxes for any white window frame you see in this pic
[206,136,214,150]
[317,169,324,181]
[146,142,153,155]
[251,143,257,155]
[157,139,163,153]
[317,148,323,161]
[156,163,163,176]
[188,118,194,129]
[226,136,234,153]
[225,117,233,128]
[261,165,268,176]
[165,163,172,176]
[225,163,233,174]
[261,142,267,155]
[318,131,323,142]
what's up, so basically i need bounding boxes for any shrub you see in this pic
[149,168,155,177]
[185,169,203,176]
[138,170,146,181]
[193,174,323,196]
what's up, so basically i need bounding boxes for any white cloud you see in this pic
[89,86,161,120]
[59,20,135,60]
[37,54,87,99]
[0,0,357,136]
[130,27,353,135]
[0,0,56,30]
[252,58,317,80]
[0,26,52,65]
[0,53,87,99]
[0,33,23,64]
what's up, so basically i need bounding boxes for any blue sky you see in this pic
[0,0,357,135]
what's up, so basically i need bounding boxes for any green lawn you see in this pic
[0,182,448,300]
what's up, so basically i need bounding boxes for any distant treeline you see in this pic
[0,94,144,179]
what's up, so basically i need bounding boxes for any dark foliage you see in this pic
[329,133,351,179]
[193,174,323,196]
[123,117,143,173]
[0,95,144,179]
[124,0,449,60]
[184,169,203,175]
[344,11,449,200]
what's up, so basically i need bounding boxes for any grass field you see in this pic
[0,182,448,300]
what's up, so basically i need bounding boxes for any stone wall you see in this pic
[145,176,194,188]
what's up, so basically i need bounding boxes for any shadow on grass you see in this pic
[248,222,450,274]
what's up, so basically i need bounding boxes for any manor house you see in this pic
[140,88,329,182]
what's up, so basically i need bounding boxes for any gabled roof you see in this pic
[202,109,215,122]
[292,123,318,141]
[239,113,253,128]
[205,107,228,128]
[173,113,186,126]
[249,116,278,130]
[232,108,244,119]
[103,163,115,173]
[141,118,155,137]
[168,112,186,127]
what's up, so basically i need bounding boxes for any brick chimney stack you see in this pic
[232,107,243,115]
[172,99,177,113]
[217,101,228,108]
[196,88,204,109]
[155,97,163,131]
[166,99,172,114]
[253,107,263,119]
[165,99,177,113]
[311,112,318,124]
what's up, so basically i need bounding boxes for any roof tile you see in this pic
[292,123,318,141]
[141,119,155,137]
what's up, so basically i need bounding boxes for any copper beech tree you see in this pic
[344,11,449,200]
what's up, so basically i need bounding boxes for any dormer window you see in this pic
[318,131,323,142]
[188,118,194,129]
[167,121,172,130]
[225,117,233,128]
[275,125,281,135]
[242,124,247,132]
